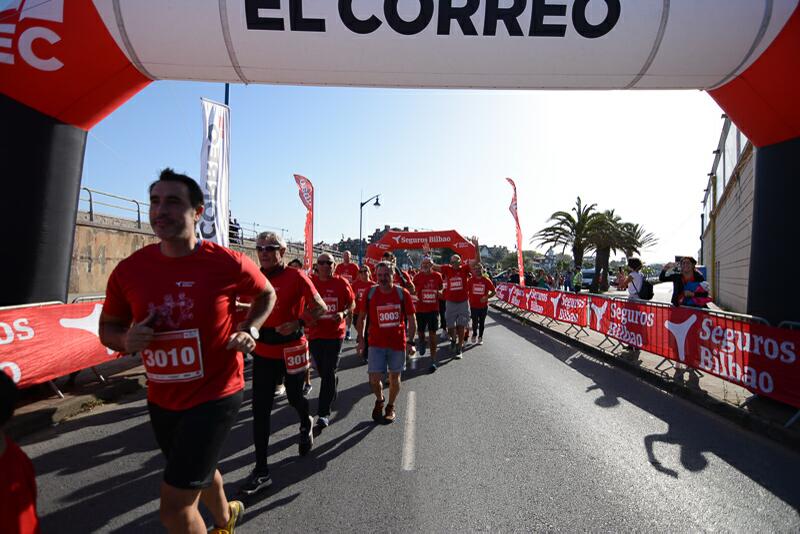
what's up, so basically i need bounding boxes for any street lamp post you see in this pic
[358,194,381,266]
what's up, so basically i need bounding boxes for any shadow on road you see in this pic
[489,309,800,511]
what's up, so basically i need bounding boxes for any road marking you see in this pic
[401,391,416,471]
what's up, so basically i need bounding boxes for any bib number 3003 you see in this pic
[141,329,204,383]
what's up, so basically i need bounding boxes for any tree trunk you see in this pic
[591,247,611,292]
[572,245,584,270]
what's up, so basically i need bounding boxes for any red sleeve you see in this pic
[102,267,132,321]
[403,288,416,315]
[436,272,444,288]
[486,278,496,291]
[342,279,355,306]
[298,270,320,302]
[236,253,268,297]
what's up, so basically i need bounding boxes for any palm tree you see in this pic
[532,197,601,270]
[619,223,658,258]
[585,209,625,292]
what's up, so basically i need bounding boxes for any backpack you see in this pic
[363,286,406,352]
[633,275,654,300]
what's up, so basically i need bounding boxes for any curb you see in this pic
[489,303,800,449]
[7,374,147,441]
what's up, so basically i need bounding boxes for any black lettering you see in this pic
[384,0,434,36]
[290,0,325,32]
[437,0,479,36]
[483,0,525,36]
[530,0,566,37]
[245,0,284,31]
[339,0,382,34]
[572,0,620,39]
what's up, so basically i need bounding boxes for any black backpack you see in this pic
[634,276,654,300]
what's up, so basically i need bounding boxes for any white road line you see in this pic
[401,391,416,471]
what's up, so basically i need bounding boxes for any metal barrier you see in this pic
[72,295,105,304]
[81,187,144,228]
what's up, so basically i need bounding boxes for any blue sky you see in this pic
[83,81,725,263]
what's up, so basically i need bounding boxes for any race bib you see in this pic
[283,341,310,375]
[141,329,203,383]
[421,289,438,304]
[322,296,339,319]
[449,277,464,291]
[377,304,402,328]
[472,284,486,295]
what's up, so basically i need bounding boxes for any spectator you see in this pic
[534,269,549,289]
[572,268,582,293]
[626,258,645,300]
[616,266,628,291]
[659,256,705,306]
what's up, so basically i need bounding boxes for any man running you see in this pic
[433,254,472,358]
[334,251,359,340]
[356,262,416,423]
[100,168,276,534]
[413,257,444,372]
[467,263,496,345]
[307,253,355,431]
[242,232,327,496]
[350,265,376,361]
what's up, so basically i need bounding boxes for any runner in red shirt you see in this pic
[433,254,473,358]
[356,262,416,423]
[241,232,327,496]
[350,265,375,361]
[1,372,40,534]
[467,263,496,345]
[333,250,360,340]
[100,169,276,533]
[307,253,355,431]
[413,257,444,372]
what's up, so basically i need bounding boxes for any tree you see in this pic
[585,209,625,292]
[500,250,542,272]
[619,223,658,258]
[532,197,601,271]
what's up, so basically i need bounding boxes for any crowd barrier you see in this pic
[493,283,800,411]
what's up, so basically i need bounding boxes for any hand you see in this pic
[684,290,694,297]
[406,343,416,356]
[276,320,301,335]
[124,312,156,353]
[226,331,256,352]
[357,337,365,354]
[481,296,488,303]
[665,262,675,270]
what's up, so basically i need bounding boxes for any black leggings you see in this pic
[439,300,446,330]
[471,307,488,338]
[309,338,343,418]
[251,356,310,473]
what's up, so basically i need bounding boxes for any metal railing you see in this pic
[81,187,145,228]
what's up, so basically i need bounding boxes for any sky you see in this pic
[82,81,725,264]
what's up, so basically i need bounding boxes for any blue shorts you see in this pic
[367,347,406,374]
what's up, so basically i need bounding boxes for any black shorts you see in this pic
[148,391,243,490]
[416,311,439,332]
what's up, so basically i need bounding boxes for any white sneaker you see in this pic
[478,337,483,345]
[470,336,477,344]
[274,384,286,397]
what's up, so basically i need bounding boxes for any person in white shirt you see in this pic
[626,257,645,301]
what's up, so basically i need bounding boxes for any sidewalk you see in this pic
[489,300,800,448]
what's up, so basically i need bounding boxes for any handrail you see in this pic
[80,187,146,229]
[72,295,105,304]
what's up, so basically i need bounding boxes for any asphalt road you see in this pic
[21,311,800,532]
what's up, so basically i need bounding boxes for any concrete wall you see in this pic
[69,212,341,298]
[701,145,755,314]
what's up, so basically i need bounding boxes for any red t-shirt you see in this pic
[334,262,359,284]
[440,264,472,302]
[103,241,267,411]
[351,279,375,315]
[0,438,40,534]
[361,286,416,350]
[468,277,496,309]
[306,275,354,340]
[254,266,319,359]
[413,271,444,313]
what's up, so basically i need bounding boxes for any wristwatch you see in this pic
[241,326,260,340]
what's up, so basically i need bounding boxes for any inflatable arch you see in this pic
[1,0,798,322]
[364,230,477,266]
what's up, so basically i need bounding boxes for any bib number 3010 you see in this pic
[141,329,204,383]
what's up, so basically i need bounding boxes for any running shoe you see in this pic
[372,399,385,422]
[210,500,244,534]
[299,416,314,456]
[454,348,463,360]
[240,470,272,496]
[418,339,426,356]
[429,362,437,373]
[449,339,456,351]
[274,384,286,397]
[478,337,483,345]
[384,403,396,423]
[316,416,330,429]
[302,383,313,397]
[345,329,351,341]
[470,335,477,344]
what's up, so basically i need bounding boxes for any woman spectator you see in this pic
[659,256,705,306]
[626,258,645,300]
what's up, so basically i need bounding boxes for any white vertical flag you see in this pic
[198,98,230,247]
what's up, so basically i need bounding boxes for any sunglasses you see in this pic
[317,260,333,266]
[256,245,280,252]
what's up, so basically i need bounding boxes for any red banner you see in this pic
[0,302,118,388]
[364,230,477,266]
[294,174,314,271]
[506,178,525,287]
[496,284,800,408]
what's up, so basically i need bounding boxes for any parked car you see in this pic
[581,268,595,288]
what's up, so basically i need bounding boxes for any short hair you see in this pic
[288,258,303,268]
[149,167,204,208]
[257,231,287,249]
[627,257,642,270]
[382,252,395,260]
[375,261,393,273]
[0,371,18,428]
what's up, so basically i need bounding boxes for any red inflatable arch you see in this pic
[364,230,477,266]
[1,0,798,322]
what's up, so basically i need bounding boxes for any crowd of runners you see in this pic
[2,168,496,534]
